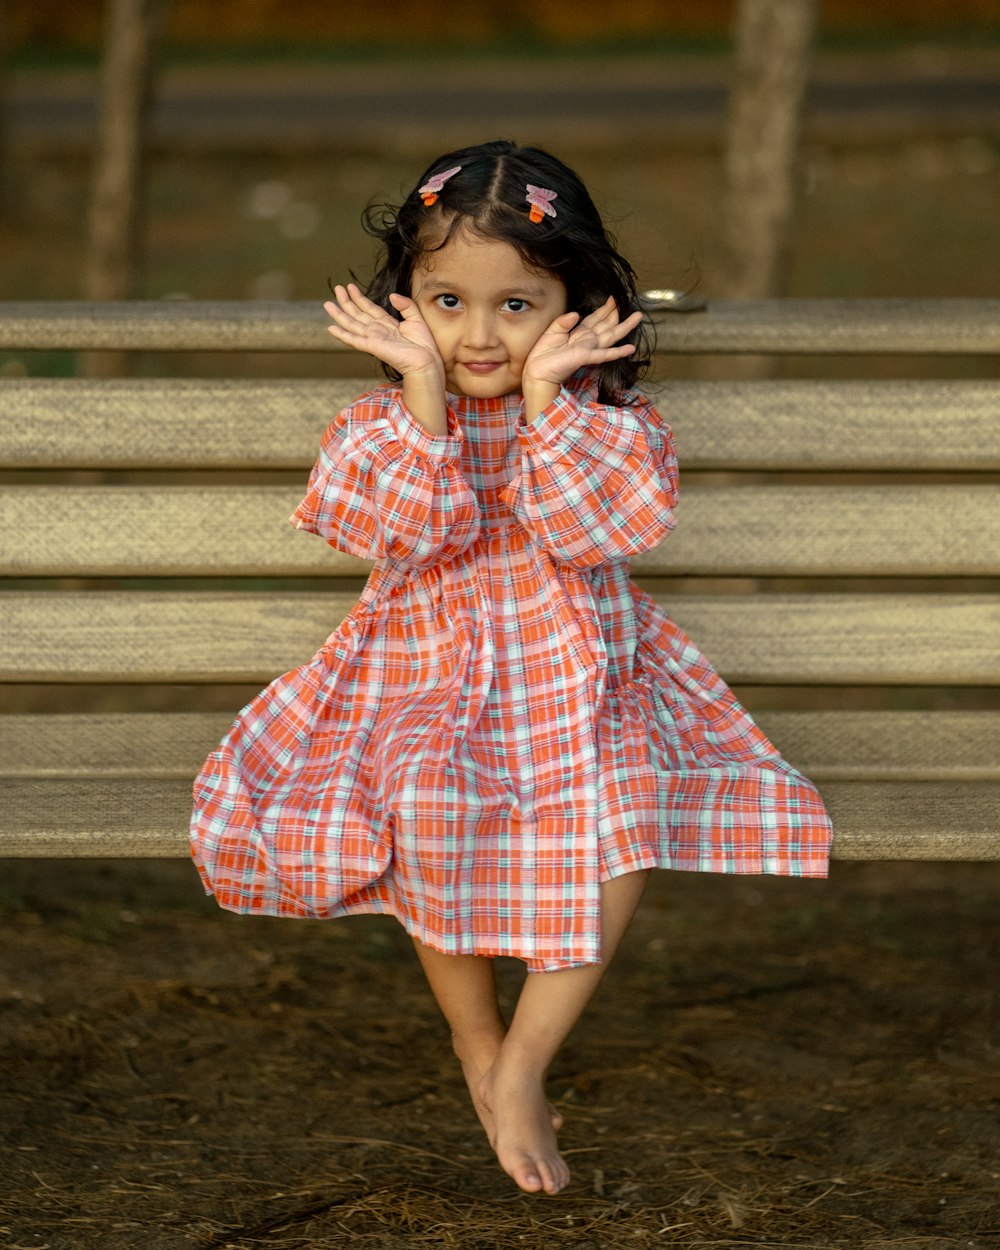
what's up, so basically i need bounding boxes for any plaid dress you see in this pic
[191,373,832,971]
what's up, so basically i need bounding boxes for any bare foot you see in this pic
[478,1058,570,1195]
[453,1035,563,1139]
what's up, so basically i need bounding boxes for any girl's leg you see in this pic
[410,943,508,1137]
[480,869,650,1195]
[416,869,650,1195]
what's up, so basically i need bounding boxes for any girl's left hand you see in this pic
[521,297,644,388]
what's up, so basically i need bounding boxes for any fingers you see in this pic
[323,283,443,380]
[576,297,644,345]
[541,309,580,337]
[324,284,374,343]
[324,284,418,354]
[523,298,643,387]
[616,309,645,339]
[388,291,422,320]
[572,342,637,369]
[331,281,382,315]
[567,301,639,366]
[325,282,385,327]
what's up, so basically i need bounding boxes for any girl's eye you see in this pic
[436,294,461,309]
[503,299,529,313]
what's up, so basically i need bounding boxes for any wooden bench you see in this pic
[1,299,998,861]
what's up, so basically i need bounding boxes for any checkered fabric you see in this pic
[191,372,832,971]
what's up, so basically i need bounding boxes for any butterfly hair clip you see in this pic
[418,165,462,206]
[525,185,558,222]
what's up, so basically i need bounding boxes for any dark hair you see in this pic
[361,139,651,404]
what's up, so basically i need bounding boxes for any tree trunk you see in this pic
[0,1,9,216]
[722,0,818,302]
[82,0,166,377]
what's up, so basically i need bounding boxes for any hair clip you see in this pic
[525,185,558,222]
[418,165,462,206]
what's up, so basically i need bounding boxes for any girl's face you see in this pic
[410,226,568,399]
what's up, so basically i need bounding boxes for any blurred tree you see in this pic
[721,0,819,300]
[82,0,167,376]
[0,0,8,215]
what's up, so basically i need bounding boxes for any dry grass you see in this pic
[2,860,998,1248]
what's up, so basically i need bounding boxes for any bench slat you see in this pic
[3,591,998,685]
[5,483,999,578]
[3,378,999,471]
[1,379,358,469]
[2,778,995,859]
[2,299,998,353]
[3,711,998,782]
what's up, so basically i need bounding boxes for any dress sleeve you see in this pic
[290,387,481,568]
[502,385,678,569]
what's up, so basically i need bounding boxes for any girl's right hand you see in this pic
[324,284,444,383]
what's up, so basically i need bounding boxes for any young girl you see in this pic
[191,139,833,1197]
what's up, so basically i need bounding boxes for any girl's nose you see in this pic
[462,308,497,348]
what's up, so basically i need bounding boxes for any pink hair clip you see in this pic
[525,184,557,223]
[418,165,462,206]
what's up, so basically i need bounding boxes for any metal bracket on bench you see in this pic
[638,289,708,313]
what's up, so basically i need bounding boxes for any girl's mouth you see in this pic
[461,361,503,374]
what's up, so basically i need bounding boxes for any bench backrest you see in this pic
[2,298,999,857]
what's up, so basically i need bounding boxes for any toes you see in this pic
[509,1154,544,1193]
[506,1149,569,1195]
[507,1150,562,1190]
[536,1155,570,1195]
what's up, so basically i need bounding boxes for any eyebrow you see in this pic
[418,279,549,298]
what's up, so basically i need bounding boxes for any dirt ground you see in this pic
[1,858,997,1249]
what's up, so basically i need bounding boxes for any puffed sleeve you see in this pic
[290,386,481,568]
[502,384,678,568]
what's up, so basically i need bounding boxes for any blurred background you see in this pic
[1,0,998,382]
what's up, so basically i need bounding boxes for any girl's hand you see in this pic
[324,283,444,383]
[521,297,644,389]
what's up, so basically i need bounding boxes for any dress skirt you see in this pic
[191,376,833,971]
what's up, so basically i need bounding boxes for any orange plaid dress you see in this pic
[190,372,832,971]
